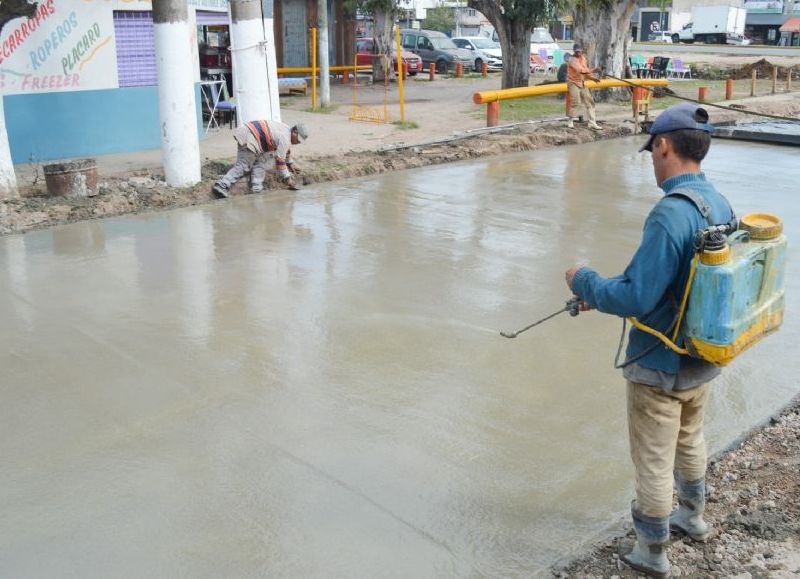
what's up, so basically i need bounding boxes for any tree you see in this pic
[571,0,637,101]
[424,3,455,34]
[345,0,396,81]
[468,0,556,89]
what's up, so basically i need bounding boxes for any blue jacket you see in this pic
[571,172,735,375]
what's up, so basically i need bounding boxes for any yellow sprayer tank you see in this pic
[683,213,786,366]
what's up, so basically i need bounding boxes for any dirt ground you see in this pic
[554,395,800,578]
[2,54,800,577]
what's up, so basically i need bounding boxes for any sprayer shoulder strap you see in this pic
[666,186,737,229]
[666,187,715,226]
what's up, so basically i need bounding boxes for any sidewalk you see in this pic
[14,76,499,185]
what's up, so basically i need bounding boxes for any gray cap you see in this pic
[639,103,713,152]
[572,43,583,52]
[293,123,309,141]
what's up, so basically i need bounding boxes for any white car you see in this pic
[530,28,559,59]
[648,31,673,43]
[452,36,503,71]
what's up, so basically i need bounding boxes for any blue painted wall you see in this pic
[5,85,204,164]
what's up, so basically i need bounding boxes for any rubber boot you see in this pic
[567,117,574,129]
[621,504,670,578]
[670,475,711,541]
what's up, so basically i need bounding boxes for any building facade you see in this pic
[1,0,354,164]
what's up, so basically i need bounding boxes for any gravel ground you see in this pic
[553,394,800,578]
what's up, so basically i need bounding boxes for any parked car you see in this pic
[648,31,673,43]
[530,27,559,58]
[400,29,474,73]
[355,37,422,75]
[452,36,503,71]
[728,33,752,45]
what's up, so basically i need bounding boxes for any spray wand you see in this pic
[500,297,583,339]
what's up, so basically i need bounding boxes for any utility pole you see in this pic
[152,0,201,187]
[317,0,330,108]
[0,98,17,199]
[230,0,281,122]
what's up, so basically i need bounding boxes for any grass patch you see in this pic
[478,94,567,122]
[302,104,340,114]
[611,78,795,112]
[392,120,419,129]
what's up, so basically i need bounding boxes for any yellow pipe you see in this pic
[277,66,372,74]
[311,27,317,110]
[473,79,669,104]
[395,25,405,123]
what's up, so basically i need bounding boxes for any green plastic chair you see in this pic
[552,49,564,67]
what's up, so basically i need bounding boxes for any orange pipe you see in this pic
[487,101,499,126]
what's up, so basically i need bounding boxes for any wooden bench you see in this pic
[278,78,308,95]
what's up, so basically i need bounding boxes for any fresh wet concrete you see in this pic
[1,138,798,577]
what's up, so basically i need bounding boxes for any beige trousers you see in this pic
[568,83,596,123]
[627,381,711,518]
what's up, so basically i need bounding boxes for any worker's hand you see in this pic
[289,164,301,175]
[286,177,300,191]
[565,264,584,292]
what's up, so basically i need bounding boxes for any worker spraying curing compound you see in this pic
[502,103,786,578]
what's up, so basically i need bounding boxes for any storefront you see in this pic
[1,0,229,164]
[745,13,788,45]
[779,16,800,45]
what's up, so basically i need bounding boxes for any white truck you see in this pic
[671,6,747,44]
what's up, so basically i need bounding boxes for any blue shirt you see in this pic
[572,172,735,378]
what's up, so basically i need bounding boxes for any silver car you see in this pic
[452,36,503,71]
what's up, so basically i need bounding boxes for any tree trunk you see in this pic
[372,8,395,82]
[573,0,636,101]
[469,0,532,89]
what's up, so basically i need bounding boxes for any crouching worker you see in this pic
[213,121,308,198]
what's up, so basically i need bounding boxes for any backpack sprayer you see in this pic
[499,212,786,368]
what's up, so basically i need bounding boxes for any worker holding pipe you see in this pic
[213,121,308,198]
[567,43,601,130]
[564,104,736,577]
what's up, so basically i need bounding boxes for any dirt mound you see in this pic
[730,58,799,80]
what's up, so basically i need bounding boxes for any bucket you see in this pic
[43,159,98,197]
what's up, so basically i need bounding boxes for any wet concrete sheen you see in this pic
[1,139,798,578]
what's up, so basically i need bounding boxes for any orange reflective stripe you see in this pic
[246,120,275,152]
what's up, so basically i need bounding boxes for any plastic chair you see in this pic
[628,54,645,78]
[530,54,548,75]
[552,49,564,68]
[537,48,556,75]
[215,83,237,128]
[670,57,692,79]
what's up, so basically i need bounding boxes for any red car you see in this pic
[355,37,422,75]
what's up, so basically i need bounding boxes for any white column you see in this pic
[0,96,18,199]
[153,0,201,187]
[230,0,281,123]
[317,0,330,107]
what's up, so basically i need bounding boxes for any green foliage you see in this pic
[424,4,456,33]
[480,0,562,24]
[392,120,420,129]
[344,0,396,17]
